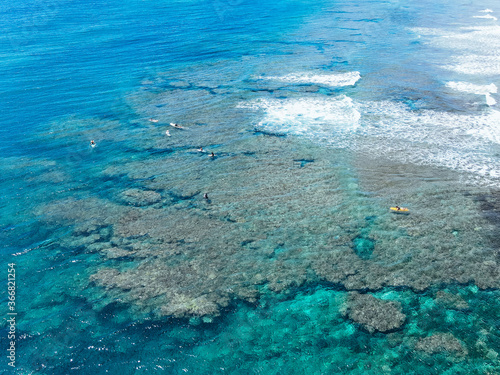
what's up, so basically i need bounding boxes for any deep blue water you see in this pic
[1,0,500,373]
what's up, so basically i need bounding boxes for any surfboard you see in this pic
[390,207,409,213]
[170,122,185,129]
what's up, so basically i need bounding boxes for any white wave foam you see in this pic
[239,96,360,142]
[446,81,497,95]
[474,14,498,21]
[410,25,500,77]
[259,71,361,87]
[361,101,500,144]
[464,109,500,144]
[241,96,500,185]
[446,81,497,105]
[358,101,500,181]
[443,55,500,76]
[434,25,500,52]
[480,9,494,13]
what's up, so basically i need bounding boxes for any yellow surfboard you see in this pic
[390,207,409,213]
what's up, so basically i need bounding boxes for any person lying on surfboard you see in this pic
[390,206,409,213]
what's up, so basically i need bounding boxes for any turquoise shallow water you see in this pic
[1,0,500,373]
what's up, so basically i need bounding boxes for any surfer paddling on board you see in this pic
[390,206,409,213]
[149,118,159,123]
[90,140,96,147]
[170,122,184,129]
[166,130,171,136]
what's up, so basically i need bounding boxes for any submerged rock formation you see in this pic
[120,188,162,206]
[35,128,500,323]
[342,292,406,333]
[435,291,469,310]
[415,332,468,357]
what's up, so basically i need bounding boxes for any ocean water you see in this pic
[1,0,500,373]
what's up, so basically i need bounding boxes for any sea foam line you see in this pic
[446,81,498,105]
[357,101,500,180]
[412,24,500,76]
[473,14,498,21]
[238,96,361,145]
[258,71,361,87]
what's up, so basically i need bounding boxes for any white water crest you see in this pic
[242,95,500,184]
[356,101,500,180]
[411,24,500,76]
[473,14,498,21]
[474,9,496,21]
[258,71,361,87]
[239,96,361,142]
[439,25,500,76]
[446,81,498,105]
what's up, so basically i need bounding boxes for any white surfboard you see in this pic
[170,122,186,129]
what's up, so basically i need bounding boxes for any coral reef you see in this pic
[29,84,500,326]
[342,292,406,333]
[119,189,162,207]
[90,261,233,318]
[435,290,469,310]
[35,137,500,322]
[11,59,500,374]
[415,332,468,357]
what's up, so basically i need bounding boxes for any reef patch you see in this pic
[342,292,406,333]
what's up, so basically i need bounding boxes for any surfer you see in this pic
[198,147,203,152]
[166,130,171,136]
[149,118,159,123]
[90,140,96,147]
[170,123,183,129]
[211,152,215,158]
[390,206,409,213]
[204,193,209,199]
